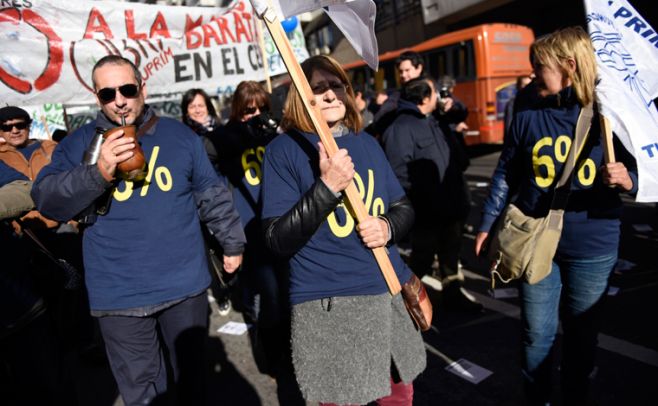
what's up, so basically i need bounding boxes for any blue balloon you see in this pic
[281,16,298,33]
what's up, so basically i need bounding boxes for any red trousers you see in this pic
[319,378,413,406]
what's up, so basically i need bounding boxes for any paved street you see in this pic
[69,149,658,406]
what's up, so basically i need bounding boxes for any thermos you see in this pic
[82,127,106,165]
[77,127,112,224]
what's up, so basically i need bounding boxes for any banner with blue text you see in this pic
[585,0,658,202]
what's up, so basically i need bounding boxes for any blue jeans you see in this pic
[520,253,617,406]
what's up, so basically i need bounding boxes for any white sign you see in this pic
[0,0,266,106]
[253,0,379,70]
[420,0,441,25]
[22,104,67,140]
[584,0,658,202]
[263,20,310,76]
[445,358,493,384]
[217,321,252,335]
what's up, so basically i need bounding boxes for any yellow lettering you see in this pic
[242,148,262,186]
[327,203,355,238]
[577,158,596,186]
[156,166,173,191]
[372,198,385,217]
[141,146,160,197]
[111,146,173,201]
[256,146,265,162]
[532,136,555,188]
[554,135,571,163]
[113,181,134,201]
[327,170,388,238]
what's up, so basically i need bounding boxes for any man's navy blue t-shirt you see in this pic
[262,130,413,305]
[40,118,219,311]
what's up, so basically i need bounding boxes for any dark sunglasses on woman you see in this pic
[96,84,140,104]
[243,106,268,115]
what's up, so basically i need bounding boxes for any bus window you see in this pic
[451,41,475,81]
[427,50,447,80]
[374,69,386,91]
[438,52,447,78]
[381,61,397,90]
[452,47,461,78]
[353,69,366,90]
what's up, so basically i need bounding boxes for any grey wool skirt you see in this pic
[291,292,427,404]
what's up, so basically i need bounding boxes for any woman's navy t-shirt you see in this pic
[261,130,413,305]
[480,88,638,258]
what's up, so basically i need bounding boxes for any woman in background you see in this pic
[181,88,219,136]
[210,81,287,376]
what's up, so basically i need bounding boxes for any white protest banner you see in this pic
[584,0,658,202]
[0,0,266,106]
[253,0,379,70]
[262,17,309,76]
[22,103,67,140]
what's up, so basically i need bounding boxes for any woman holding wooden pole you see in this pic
[261,55,426,405]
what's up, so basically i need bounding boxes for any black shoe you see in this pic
[443,285,484,313]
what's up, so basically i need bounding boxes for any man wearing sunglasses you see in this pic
[0,106,59,230]
[0,106,57,182]
[32,55,246,405]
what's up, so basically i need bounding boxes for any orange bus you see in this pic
[344,23,535,145]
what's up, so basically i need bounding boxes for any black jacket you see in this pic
[263,176,414,257]
[382,100,470,224]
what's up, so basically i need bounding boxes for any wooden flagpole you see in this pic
[600,115,616,163]
[256,18,273,93]
[40,115,52,140]
[256,5,401,295]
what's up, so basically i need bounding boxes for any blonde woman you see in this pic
[475,27,637,405]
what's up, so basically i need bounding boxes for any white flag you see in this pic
[584,0,658,202]
[251,0,378,70]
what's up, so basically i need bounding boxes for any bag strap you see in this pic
[137,114,159,138]
[549,102,594,210]
[20,225,82,290]
[20,225,56,259]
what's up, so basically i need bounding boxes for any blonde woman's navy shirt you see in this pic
[480,87,638,258]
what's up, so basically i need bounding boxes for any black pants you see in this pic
[97,293,208,406]
[409,220,463,279]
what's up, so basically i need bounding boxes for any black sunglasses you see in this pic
[1,121,29,132]
[243,106,267,115]
[311,81,346,95]
[97,84,140,104]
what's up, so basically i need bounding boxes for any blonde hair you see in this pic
[531,26,597,106]
[281,55,362,133]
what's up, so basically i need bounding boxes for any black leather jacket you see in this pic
[263,179,414,257]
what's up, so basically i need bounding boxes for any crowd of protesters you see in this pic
[0,25,641,406]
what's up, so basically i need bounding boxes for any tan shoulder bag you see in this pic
[488,103,594,286]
